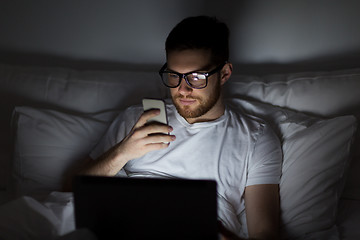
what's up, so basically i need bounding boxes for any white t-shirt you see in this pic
[90,100,282,238]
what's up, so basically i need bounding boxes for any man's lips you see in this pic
[178,98,197,106]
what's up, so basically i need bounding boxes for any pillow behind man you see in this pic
[226,98,357,239]
[11,106,118,198]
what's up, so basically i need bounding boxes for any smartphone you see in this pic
[142,98,168,125]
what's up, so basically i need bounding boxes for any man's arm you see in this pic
[219,184,279,240]
[62,109,175,191]
[244,184,280,240]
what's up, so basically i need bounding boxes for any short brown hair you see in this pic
[165,16,230,65]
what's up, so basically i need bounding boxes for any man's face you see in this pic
[167,49,223,123]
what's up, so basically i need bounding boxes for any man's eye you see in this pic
[169,73,178,79]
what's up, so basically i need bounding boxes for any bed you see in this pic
[0,63,359,239]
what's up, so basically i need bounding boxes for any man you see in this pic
[70,16,282,239]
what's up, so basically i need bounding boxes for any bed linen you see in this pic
[0,192,75,240]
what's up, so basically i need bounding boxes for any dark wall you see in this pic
[1,0,360,73]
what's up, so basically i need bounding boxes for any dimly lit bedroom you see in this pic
[0,1,359,239]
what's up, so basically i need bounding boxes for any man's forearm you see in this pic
[79,142,130,177]
[62,142,130,191]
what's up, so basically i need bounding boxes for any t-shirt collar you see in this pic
[174,106,228,129]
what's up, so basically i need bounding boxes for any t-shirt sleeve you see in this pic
[246,123,282,187]
[89,106,141,160]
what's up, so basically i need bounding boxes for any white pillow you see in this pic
[226,68,360,117]
[11,106,119,197]
[0,64,167,113]
[225,69,360,201]
[226,98,357,239]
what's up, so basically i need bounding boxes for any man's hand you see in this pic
[116,109,176,161]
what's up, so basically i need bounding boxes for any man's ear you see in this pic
[220,62,233,86]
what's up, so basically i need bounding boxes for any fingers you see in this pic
[119,109,175,161]
[127,123,175,157]
[133,123,172,138]
[141,141,171,152]
[134,109,161,129]
[140,134,175,155]
[142,133,176,145]
[131,125,175,147]
[132,109,172,139]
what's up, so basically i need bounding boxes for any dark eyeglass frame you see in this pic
[159,62,227,89]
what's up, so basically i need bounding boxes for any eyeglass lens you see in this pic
[163,72,207,88]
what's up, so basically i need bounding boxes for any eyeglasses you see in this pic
[159,62,227,89]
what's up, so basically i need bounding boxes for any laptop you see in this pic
[73,176,218,240]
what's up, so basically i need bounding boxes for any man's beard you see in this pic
[172,79,222,120]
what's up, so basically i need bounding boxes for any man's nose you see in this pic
[177,77,193,95]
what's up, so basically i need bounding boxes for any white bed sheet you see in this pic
[0,191,85,240]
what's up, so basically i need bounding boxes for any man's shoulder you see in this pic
[227,104,267,126]
[226,103,274,139]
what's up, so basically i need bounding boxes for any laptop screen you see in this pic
[73,176,218,240]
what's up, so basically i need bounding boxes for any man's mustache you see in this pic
[173,94,201,101]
